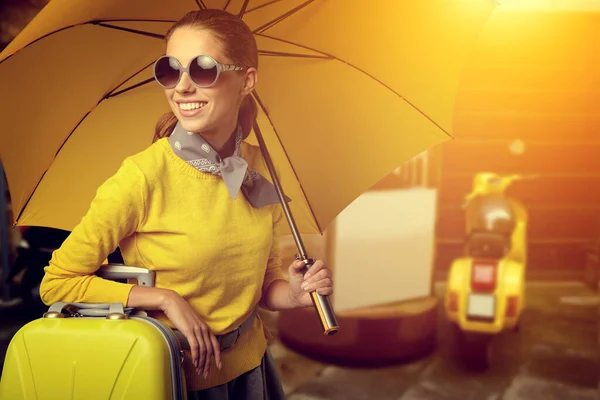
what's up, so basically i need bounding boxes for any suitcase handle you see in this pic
[43,302,131,319]
[42,264,154,319]
[96,263,155,287]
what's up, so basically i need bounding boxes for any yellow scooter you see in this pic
[444,172,534,370]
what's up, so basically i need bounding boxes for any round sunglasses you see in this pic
[153,54,245,89]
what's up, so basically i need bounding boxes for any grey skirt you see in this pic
[187,348,286,400]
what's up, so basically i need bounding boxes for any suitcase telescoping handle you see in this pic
[95,263,155,287]
[43,264,154,320]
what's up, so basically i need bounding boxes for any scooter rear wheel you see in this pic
[450,323,491,371]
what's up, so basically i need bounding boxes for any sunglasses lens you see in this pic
[154,57,180,88]
[190,55,218,87]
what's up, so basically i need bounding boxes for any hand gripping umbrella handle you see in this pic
[252,117,339,336]
[297,256,339,335]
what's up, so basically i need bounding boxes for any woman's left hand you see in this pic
[288,259,333,308]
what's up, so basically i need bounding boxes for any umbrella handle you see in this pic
[252,117,339,336]
[296,256,339,335]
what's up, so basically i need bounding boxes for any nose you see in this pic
[175,70,195,94]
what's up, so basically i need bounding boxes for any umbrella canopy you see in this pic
[0,0,495,236]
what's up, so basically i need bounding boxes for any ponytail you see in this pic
[238,94,258,140]
[153,112,178,143]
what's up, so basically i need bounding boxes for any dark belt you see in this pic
[174,311,256,351]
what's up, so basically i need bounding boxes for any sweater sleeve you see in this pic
[260,204,287,301]
[39,158,147,306]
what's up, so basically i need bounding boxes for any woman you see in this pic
[39,8,333,399]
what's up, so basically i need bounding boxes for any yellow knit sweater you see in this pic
[39,137,287,391]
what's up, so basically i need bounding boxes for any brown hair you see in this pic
[152,9,258,143]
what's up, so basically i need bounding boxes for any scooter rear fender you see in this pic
[445,257,524,334]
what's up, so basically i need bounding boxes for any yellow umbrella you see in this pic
[0,0,495,333]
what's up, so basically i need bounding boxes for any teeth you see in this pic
[179,102,207,111]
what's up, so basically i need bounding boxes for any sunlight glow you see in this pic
[497,0,600,11]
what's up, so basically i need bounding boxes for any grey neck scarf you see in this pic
[168,122,290,208]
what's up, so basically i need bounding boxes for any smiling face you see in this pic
[164,27,256,139]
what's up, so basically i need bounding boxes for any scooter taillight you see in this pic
[470,260,497,292]
[448,291,459,312]
[505,296,519,317]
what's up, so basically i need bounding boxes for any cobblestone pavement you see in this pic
[266,282,599,400]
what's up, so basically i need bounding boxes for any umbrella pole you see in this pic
[252,120,339,336]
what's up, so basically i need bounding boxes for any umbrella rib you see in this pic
[257,34,453,138]
[246,0,281,14]
[108,76,156,98]
[16,58,159,224]
[103,57,158,98]
[0,25,85,66]
[196,0,206,9]
[95,22,165,39]
[258,50,330,59]
[238,0,251,17]
[251,91,322,233]
[224,0,232,10]
[14,169,49,226]
[94,19,177,23]
[0,19,178,66]
[252,0,318,34]
[14,108,93,226]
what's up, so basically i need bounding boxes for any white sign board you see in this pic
[328,188,438,312]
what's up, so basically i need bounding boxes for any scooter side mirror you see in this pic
[462,192,477,209]
[520,174,542,180]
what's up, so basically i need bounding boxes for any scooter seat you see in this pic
[467,232,509,258]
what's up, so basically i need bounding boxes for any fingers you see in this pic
[186,324,220,378]
[290,259,328,279]
[185,329,200,374]
[210,332,223,372]
[302,278,333,295]
[288,260,307,276]
[301,263,333,295]
[200,329,223,378]
[201,327,214,379]
[193,326,206,376]
[163,295,221,379]
[303,260,326,278]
